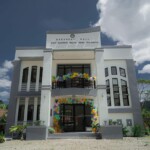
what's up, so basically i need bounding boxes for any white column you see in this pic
[33,97,38,121]
[15,98,20,125]
[27,67,31,91]
[40,49,52,127]
[36,66,40,91]
[24,97,29,124]
[95,49,108,126]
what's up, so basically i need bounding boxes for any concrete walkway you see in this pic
[0,137,150,150]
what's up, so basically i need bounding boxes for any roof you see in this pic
[46,26,101,34]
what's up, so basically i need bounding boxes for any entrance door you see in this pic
[75,104,85,131]
[60,104,85,132]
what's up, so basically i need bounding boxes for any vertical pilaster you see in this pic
[33,97,38,121]
[15,98,20,125]
[40,49,53,127]
[24,97,29,124]
[95,49,108,125]
[5,60,21,135]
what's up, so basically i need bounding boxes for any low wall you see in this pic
[101,125,123,139]
[26,126,48,140]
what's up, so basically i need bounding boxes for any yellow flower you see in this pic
[83,73,89,79]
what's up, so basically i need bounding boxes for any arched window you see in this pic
[121,80,129,106]
[106,79,111,106]
[112,78,120,106]
[22,67,29,83]
[31,66,37,83]
[39,67,43,83]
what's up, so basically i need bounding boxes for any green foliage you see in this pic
[92,123,100,133]
[0,133,5,143]
[144,127,150,135]
[142,109,150,119]
[52,76,56,82]
[0,114,6,124]
[9,125,27,140]
[142,108,150,132]
[33,120,44,126]
[138,79,150,84]
[0,104,7,109]
[48,127,55,134]
[122,126,129,137]
[132,125,144,137]
[9,125,27,134]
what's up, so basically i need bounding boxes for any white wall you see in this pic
[15,49,44,60]
[104,60,132,108]
[103,47,133,60]
[46,31,101,49]
[18,61,43,91]
[108,113,133,127]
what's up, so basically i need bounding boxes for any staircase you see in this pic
[48,132,95,139]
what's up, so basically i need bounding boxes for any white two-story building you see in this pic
[6,26,143,133]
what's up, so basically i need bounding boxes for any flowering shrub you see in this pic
[52,73,96,82]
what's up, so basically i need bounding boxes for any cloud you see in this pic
[95,0,150,65]
[0,60,13,101]
[138,64,150,74]
[0,79,11,88]
[0,60,13,80]
[3,60,13,69]
[0,91,10,98]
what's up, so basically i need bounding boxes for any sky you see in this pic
[0,0,150,102]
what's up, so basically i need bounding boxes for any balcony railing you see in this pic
[52,78,96,89]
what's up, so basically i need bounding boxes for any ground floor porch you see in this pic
[14,95,134,135]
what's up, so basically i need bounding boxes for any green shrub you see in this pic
[0,133,5,143]
[122,126,129,137]
[33,120,44,126]
[144,127,150,135]
[48,127,55,134]
[132,125,144,137]
[9,125,27,140]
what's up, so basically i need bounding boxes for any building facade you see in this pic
[6,26,143,133]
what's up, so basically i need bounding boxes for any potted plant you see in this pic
[95,123,102,139]
[9,125,27,140]
[0,133,5,143]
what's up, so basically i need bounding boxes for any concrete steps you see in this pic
[48,132,96,139]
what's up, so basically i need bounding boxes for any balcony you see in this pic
[52,78,96,89]
[51,73,97,97]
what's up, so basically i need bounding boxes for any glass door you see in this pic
[75,104,85,131]
[63,104,74,132]
[60,104,86,132]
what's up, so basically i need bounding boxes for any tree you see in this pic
[137,79,150,102]
[0,100,8,110]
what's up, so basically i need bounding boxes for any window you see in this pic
[120,68,126,77]
[22,67,29,83]
[18,105,25,121]
[106,80,111,106]
[31,66,37,83]
[57,64,91,76]
[39,67,43,83]
[36,105,40,120]
[121,80,129,106]
[105,68,109,77]
[27,104,34,121]
[111,66,117,75]
[112,78,120,106]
